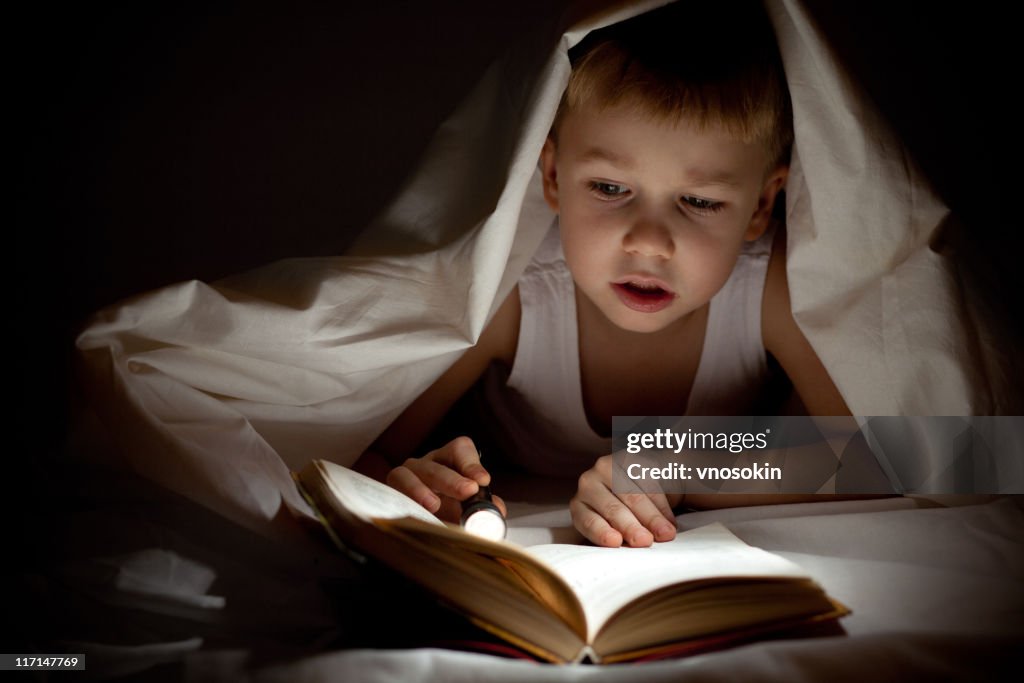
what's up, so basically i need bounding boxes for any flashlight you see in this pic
[460,485,506,541]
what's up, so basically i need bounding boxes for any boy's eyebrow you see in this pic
[682,168,743,189]
[578,146,635,169]
[577,146,742,188]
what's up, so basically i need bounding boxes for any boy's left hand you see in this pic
[570,455,682,547]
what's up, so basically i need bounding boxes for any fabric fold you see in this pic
[74,0,987,537]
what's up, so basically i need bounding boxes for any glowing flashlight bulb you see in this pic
[460,486,506,540]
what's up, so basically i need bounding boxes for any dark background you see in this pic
[15,0,1021,479]
[8,0,1022,663]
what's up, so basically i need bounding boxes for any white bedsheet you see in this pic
[42,484,1019,681]
[73,0,992,542]
[262,496,1020,682]
[58,0,1016,678]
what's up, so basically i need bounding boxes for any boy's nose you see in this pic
[622,218,675,259]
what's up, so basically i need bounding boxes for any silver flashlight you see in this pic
[460,485,506,541]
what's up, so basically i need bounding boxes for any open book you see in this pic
[295,460,848,664]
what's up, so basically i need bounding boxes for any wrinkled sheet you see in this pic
[39,476,1022,681]
[60,0,1014,679]
[74,0,990,541]
[254,497,1024,682]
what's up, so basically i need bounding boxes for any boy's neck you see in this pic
[574,285,708,435]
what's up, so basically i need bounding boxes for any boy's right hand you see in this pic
[386,436,506,523]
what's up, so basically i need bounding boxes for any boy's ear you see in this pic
[540,137,560,213]
[745,165,788,241]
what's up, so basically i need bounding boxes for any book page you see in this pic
[528,523,810,641]
[316,461,443,526]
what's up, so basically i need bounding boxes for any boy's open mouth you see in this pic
[611,278,676,313]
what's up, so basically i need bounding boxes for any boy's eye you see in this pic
[680,195,724,214]
[589,181,630,199]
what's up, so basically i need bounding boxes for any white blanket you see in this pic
[74,0,991,540]
[45,482,1022,681]
[56,4,1019,680]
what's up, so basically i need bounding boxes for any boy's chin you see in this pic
[604,309,685,335]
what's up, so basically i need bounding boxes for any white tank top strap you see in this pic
[483,223,612,475]
[505,225,580,423]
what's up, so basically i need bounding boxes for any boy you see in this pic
[355,0,849,547]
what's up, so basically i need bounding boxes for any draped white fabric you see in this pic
[76,0,987,537]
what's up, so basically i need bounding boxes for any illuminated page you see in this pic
[315,460,443,526]
[528,523,810,641]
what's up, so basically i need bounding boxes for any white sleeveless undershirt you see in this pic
[478,220,775,478]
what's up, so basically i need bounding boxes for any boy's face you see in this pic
[540,102,787,335]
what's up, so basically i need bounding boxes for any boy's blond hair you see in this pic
[554,0,793,171]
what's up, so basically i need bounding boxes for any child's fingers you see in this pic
[570,496,624,548]
[386,466,441,513]
[648,491,676,524]
[432,436,490,485]
[436,496,465,524]
[596,495,655,547]
[404,456,480,500]
[620,491,677,543]
[583,456,673,545]
[574,469,650,547]
[605,455,677,542]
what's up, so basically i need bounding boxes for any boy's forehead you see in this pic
[558,103,769,184]
[560,101,742,146]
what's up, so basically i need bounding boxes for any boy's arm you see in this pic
[761,227,851,416]
[370,286,520,461]
[353,287,520,520]
[669,228,894,511]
